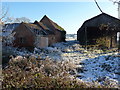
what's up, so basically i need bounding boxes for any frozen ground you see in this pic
[6,39,120,87]
[35,40,120,87]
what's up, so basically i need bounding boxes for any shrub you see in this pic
[2,55,108,89]
[96,37,110,49]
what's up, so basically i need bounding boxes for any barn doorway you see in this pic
[117,32,120,50]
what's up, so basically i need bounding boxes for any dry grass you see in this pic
[2,55,108,89]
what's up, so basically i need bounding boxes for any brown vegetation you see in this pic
[2,55,107,89]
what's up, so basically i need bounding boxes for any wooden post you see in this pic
[85,26,87,50]
[118,32,120,51]
[110,36,112,48]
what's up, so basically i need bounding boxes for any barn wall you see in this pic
[13,24,35,48]
[77,26,118,48]
[87,27,117,48]
[41,18,66,42]
[40,37,48,48]
[77,27,86,45]
[61,31,66,42]
[47,35,56,46]
[35,35,49,48]
[40,18,55,31]
[110,33,117,48]
[54,30,65,42]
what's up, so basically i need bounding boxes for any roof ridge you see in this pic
[85,13,120,23]
[21,22,36,35]
[34,20,49,30]
[40,15,65,31]
[40,15,56,25]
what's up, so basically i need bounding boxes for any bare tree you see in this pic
[0,5,9,24]
[0,5,31,24]
[14,17,31,23]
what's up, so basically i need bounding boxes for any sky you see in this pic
[1,0,119,34]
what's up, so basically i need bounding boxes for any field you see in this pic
[2,38,120,89]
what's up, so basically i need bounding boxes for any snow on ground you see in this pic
[32,40,120,86]
[78,55,119,84]
[43,41,120,84]
[5,40,120,87]
[2,23,20,37]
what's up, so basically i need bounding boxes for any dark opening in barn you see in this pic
[117,32,120,49]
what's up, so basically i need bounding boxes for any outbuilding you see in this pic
[77,13,120,48]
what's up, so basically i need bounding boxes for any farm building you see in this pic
[77,13,120,48]
[40,15,66,42]
[13,22,51,49]
[13,15,66,49]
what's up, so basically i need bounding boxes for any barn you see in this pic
[13,22,55,49]
[40,15,66,42]
[12,15,66,49]
[77,13,120,48]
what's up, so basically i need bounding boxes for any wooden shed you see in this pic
[77,13,120,48]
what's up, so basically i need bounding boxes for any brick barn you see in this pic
[13,15,66,49]
[40,15,66,42]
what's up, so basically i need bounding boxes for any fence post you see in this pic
[85,26,87,50]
